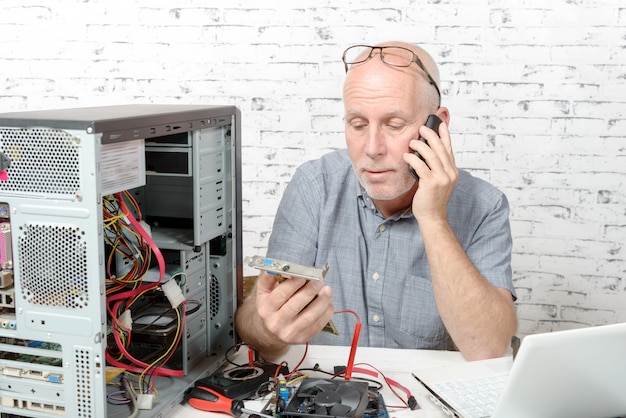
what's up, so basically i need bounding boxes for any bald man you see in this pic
[235,42,517,361]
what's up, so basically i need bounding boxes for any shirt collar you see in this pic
[356,182,413,220]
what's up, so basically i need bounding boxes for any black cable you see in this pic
[184,300,201,315]
[223,342,264,367]
[295,366,384,391]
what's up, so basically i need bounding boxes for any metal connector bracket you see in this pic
[244,255,329,281]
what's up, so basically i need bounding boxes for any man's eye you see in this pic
[349,121,367,130]
[384,123,407,132]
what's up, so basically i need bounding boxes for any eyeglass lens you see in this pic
[344,46,415,67]
[342,45,442,107]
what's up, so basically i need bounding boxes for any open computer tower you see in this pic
[0,104,242,417]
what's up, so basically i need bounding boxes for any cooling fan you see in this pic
[284,378,369,418]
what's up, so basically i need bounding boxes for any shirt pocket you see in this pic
[394,274,452,349]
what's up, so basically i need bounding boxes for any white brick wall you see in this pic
[1,0,625,339]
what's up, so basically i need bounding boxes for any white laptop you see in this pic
[412,322,626,418]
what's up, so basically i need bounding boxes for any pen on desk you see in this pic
[411,372,457,415]
[511,335,521,360]
[411,373,439,401]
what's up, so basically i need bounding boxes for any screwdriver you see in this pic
[186,385,274,418]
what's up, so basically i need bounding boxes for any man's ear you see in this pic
[435,107,450,127]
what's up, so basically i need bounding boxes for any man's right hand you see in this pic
[235,271,334,360]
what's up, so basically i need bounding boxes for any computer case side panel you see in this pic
[0,127,109,417]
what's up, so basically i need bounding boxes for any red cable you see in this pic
[248,347,255,366]
[146,301,186,377]
[105,193,184,376]
[106,301,186,377]
[115,192,165,283]
[352,363,412,408]
[106,352,184,377]
[285,342,308,378]
[344,322,360,380]
[332,310,361,381]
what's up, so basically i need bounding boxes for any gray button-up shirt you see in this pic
[267,149,515,350]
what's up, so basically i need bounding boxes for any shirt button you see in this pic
[378,224,386,232]
[372,272,380,281]
[372,314,380,323]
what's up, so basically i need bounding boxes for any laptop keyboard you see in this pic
[431,375,506,418]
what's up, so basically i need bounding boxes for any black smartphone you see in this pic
[408,114,442,181]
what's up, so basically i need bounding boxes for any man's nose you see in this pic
[363,126,385,157]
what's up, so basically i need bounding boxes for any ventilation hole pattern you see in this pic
[74,348,93,417]
[0,128,80,195]
[210,274,220,320]
[18,223,89,309]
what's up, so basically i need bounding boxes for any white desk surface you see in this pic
[171,344,469,418]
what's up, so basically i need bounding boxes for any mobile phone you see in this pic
[408,114,442,181]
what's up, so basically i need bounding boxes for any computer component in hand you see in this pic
[244,255,329,282]
[245,255,338,335]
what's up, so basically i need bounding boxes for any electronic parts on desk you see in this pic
[363,390,389,418]
[283,378,369,418]
[195,362,290,400]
